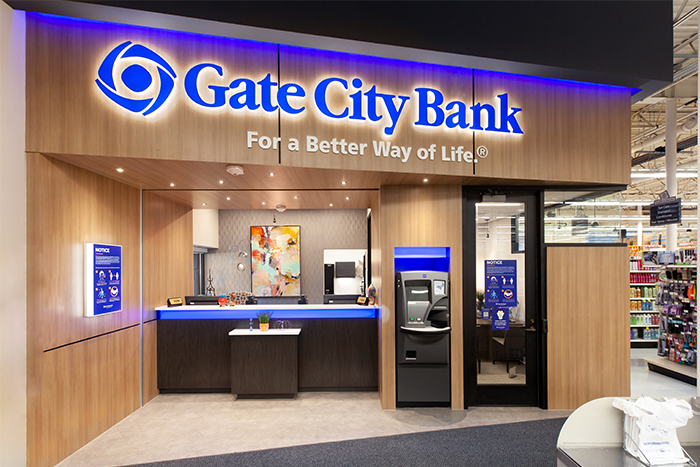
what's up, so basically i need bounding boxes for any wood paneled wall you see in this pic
[546,246,630,410]
[142,192,193,402]
[378,185,463,409]
[26,14,632,186]
[27,153,141,467]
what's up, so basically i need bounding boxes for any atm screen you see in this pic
[434,280,445,296]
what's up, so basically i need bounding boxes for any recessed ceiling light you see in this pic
[262,202,266,205]
[202,203,207,206]
[169,183,175,187]
[269,172,275,176]
[219,180,224,184]
[116,168,124,173]
[329,203,333,207]
[341,181,346,185]
[346,197,350,200]
[423,178,428,182]
[226,197,231,200]
[293,196,298,199]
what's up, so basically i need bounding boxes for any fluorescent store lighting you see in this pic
[630,170,697,179]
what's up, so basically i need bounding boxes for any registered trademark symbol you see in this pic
[477,146,489,158]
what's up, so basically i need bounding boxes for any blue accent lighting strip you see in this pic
[395,246,450,273]
[158,307,378,320]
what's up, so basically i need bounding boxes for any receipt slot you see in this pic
[396,271,451,407]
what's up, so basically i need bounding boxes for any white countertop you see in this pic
[229,329,301,336]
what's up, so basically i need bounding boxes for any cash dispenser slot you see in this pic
[395,271,451,407]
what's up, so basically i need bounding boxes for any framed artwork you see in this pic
[250,225,301,296]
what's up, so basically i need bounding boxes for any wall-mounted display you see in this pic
[84,243,122,316]
[251,225,301,296]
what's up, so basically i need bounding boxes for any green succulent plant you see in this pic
[255,311,272,324]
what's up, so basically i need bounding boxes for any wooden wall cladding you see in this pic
[378,185,463,409]
[28,327,141,467]
[142,192,193,322]
[26,14,631,185]
[27,153,141,350]
[279,47,475,176]
[27,153,143,466]
[26,14,278,165]
[143,320,159,403]
[473,70,631,184]
[546,246,630,410]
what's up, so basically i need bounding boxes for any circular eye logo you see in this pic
[95,41,177,116]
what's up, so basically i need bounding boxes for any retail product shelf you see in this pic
[630,324,659,328]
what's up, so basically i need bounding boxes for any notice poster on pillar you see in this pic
[484,260,517,308]
[84,243,122,317]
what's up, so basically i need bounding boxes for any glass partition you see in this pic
[544,191,623,244]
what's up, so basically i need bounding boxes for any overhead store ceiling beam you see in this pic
[674,5,697,28]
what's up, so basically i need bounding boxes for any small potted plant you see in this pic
[256,311,272,332]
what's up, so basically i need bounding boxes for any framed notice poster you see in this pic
[84,243,122,316]
[484,259,517,308]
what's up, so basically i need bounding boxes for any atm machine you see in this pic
[395,271,451,407]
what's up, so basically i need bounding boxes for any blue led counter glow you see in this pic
[157,304,378,320]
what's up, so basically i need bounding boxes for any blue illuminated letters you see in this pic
[98,42,524,135]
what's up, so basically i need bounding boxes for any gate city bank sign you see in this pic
[96,41,524,137]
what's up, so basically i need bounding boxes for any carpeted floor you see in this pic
[126,417,567,467]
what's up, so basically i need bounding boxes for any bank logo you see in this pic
[95,41,177,116]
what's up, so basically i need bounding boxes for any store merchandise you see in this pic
[629,246,662,346]
[655,254,697,367]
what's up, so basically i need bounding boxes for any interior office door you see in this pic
[463,190,542,406]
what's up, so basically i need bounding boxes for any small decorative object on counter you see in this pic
[218,295,227,307]
[256,311,272,332]
[205,269,216,296]
[367,283,377,305]
[274,320,291,329]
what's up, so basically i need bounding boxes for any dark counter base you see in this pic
[158,318,378,392]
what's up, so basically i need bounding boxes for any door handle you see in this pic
[524,327,537,332]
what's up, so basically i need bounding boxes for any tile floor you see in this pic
[56,350,697,467]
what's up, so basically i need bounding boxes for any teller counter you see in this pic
[155,305,379,393]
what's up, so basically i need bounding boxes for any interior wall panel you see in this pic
[546,246,630,410]
[27,153,141,350]
[143,191,193,402]
[378,185,463,409]
[27,153,142,467]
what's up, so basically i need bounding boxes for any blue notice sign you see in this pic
[85,243,122,316]
[492,308,510,331]
[485,260,517,308]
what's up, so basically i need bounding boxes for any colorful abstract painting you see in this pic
[250,225,301,296]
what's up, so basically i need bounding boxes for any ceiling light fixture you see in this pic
[423,178,428,182]
[202,203,206,206]
[346,197,350,200]
[276,204,286,212]
[116,168,124,173]
[226,165,244,176]
[169,183,175,187]
[341,181,346,185]
[329,203,333,207]
[226,197,231,200]
[269,172,275,176]
[294,196,298,199]
[261,202,266,205]
[219,180,224,184]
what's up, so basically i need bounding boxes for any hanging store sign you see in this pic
[649,195,682,226]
